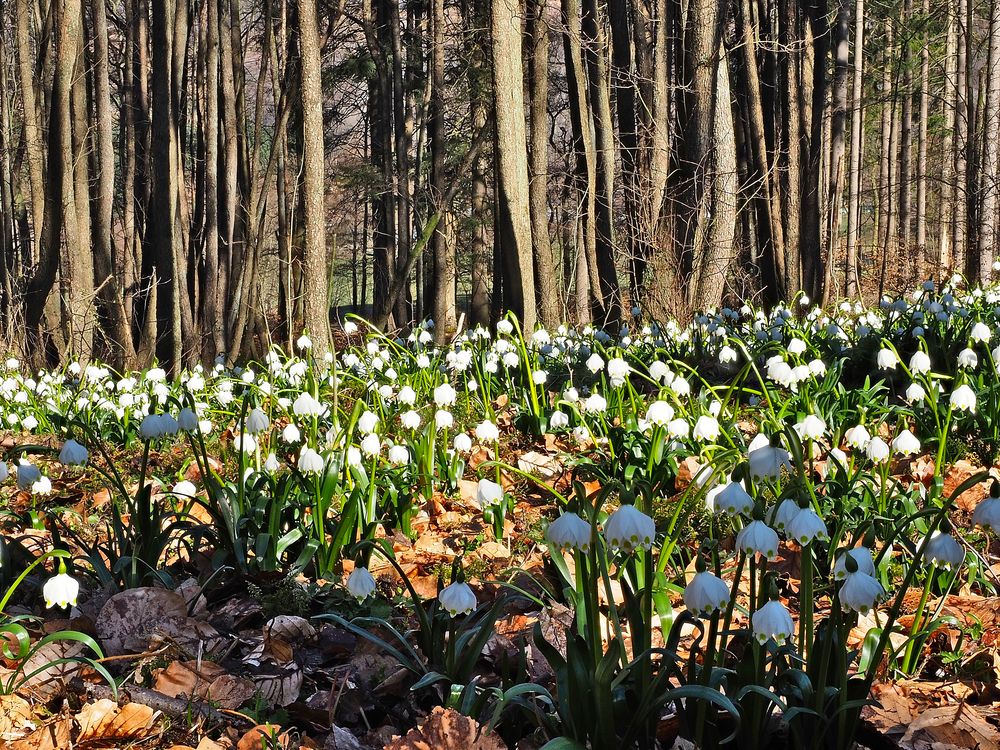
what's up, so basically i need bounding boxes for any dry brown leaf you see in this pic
[899,703,1000,749]
[196,737,227,750]
[237,724,290,750]
[11,717,72,750]
[263,615,316,643]
[97,587,188,655]
[75,700,157,746]
[0,693,33,737]
[20,638,87,697]
[384,706,506,750]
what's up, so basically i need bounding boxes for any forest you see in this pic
[0,0,998,366]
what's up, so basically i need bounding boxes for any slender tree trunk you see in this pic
[528,0,559,326]
[298,0,331,350]
[845,0,864,296]
[826,0,850,296]
[491,0,536,330]
[979,0,1000,279]
[430,0,457,339]
[940,7,958,267]
[955,0,969,270]
[15,0,44,256]
[915,0,929,276]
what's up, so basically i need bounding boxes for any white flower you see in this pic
[583,393,607,413]
[397,386,417,406]
[684,571,730,618]
[906,382,926,403]
[957,347,978,369]
[475,420,499,442]
[667,418,690,438]
[360,433,381,457]
[645,401,674,426]
[32,474,52,495]
[648,361,671,383]
[606,358,631,386]
[532,370,548,385]
[692,415,720,442]
[970,322,992,343]
[752,599,794,645]
[787,507,828,545]
[973,496,1000,533]
[585,353,604,374]
[298,447,325,473]
[178,408,199,432]
[400,410,421,430]
[476,478,504,508]
[833,546,876,580]
[346,567,377,601]
[433,383,457,407]
[549,411,569,429]
[16,461,40,490]
[434,409,455,430]
[439,580,477,616]
[293,392,324,417]
[891,429,921,456]
[388,445,410,464]
[922,530,965,570]
[563,387,580,403]
[58,439,89,467]
[747,433,791,479]
[172,480,197,498]
[795,414,826,441]
[845,424,871,449]
[139,413,166,439]
[282,423,301,443]
[245,408,270,434]
[358,410,379,434]
[865,437,891,463]
[736,520,779,560]
[604,504,656,552]
[264,453,280,472]
[43,572,79,609]
[296,334,313,350]
[770,498,802,532]
[0,461,7,481]
[840,571,885,615]
[714,481,753,517]
[950,384,977,412]
[496,319,514,335]
[877,348,898,370]
[909,350,931,374]
[546,512,592,552]
[719,345,738,364]
[453,433,472,453]
[787,338,807,356]
[233,433,257,453]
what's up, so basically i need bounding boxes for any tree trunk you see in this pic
[845,0,864,296]
[491,0,536,330]
[298,0,331,350]
[826,0,850,296]
[979,0,1000,279]
[430,0,457,339]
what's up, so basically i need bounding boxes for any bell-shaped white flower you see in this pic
[439,580,477,616]
[787,507,828,545]
[453,433,472,453]
[684,570,730,618]
[292,392,324,417]
[645,401,674,427]
[922,530,965,570]
[909,350,931,374]
[891,429,921,456]
[950,384,977,412]
[58,439,89,467]
[970,322,992,343]
[840,571,885,615]
[584,393,607,413]
[298,447,325,473]
[957,347,978,369]
[346,567,377,601]
[388,444,410,464]
[770,498,801,532]
[747,433,792,479]
[475,420,499,442]
[360,433,382,457]
[972,483,1000,532]
[905,382,926,403]
[876,348,898,370]
[16,461,40,490]
[752,599,794,645]
[434,409,454,430]
[399,410,421,430]
[549,411,569,430]
[585,353,605,374]
[433,383,457,407]
[43,571,79,609]
[865,437,890,463]
[172,480,197,499]
[604,504,656,552]
[546,512,592,552]
[795,414,826,441]
[178,408,199,432]
[264,453,281,472]
[736,520,779,560]
[357,410,379,434]
[714,481,753,517]
[692,415,720,442]
[245,408,270,434]
[845,424,871,449]
[476,478,504,508]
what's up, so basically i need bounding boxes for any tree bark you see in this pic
[845,0,864,296]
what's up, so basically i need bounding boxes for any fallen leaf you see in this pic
[75,700,157,745]
[97,588,188,655]
[11,717,72,750]
[237,724,290,750]
[0,693,32,737]
[384,706,506,749]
